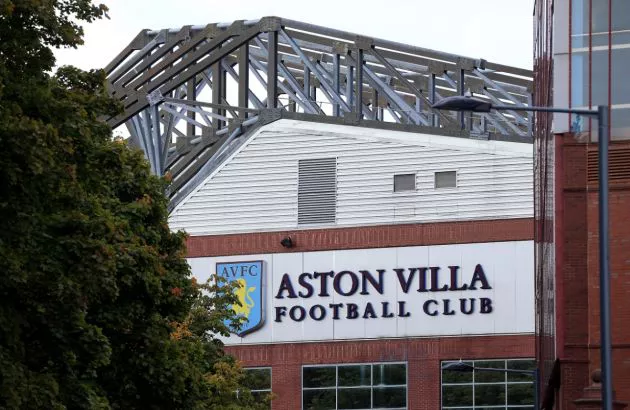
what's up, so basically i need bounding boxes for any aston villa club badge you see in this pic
[216,261,264,337]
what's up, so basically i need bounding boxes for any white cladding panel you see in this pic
[188,241,535,345]
[169,120,533,235]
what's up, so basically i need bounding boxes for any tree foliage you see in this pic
[0,1,268,408]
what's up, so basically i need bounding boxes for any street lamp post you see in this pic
[441,361,540,409]
[433,95,612,410]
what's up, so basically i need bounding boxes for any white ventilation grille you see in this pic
[298,158,337,225]
[435,170,457,188]
[394,173,416,192]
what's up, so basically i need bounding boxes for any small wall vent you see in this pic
[435,171,457,188]
[394,174,416,192]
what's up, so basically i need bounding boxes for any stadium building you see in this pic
[105,17,537,409]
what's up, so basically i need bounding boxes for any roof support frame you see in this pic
[104,16,534,203]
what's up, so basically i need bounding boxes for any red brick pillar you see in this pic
[408,358,440,410]
[271,363,301,410]
[574,371,627,410]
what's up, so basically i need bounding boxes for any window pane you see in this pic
[592,0,609,35]
[591,50,608,106]
[303,363,408,409]
[394,174,416,192]
[612,0,630,33]
[435,171,456,188]
[475,384,506,406]
[442,385,473,407]
[251,391,270,403]
[612,48,630,106]
[338,365,371,387]
[474,361,505,383]
[612,30,630,45]
[303,389,336,410]
[441,359,535,409]
[337,388,371,409]
[571,0,589,48]
[572,0,590,34]
[508,383,535,406]
[303,367,336,388]
[507,360,536,382]
[571,52,589,108]
[373,386,406,408]
[373,363,406,386]
[243,368,271,390]
[612,108,630,139]
[442,361,473,384]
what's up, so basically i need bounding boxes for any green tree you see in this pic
[0,1,269,408]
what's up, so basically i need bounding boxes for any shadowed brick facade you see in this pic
[552,136,630,408]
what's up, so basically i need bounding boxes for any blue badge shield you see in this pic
[216,261,264,337]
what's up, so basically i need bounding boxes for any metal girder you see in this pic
[222,60,264,109]
[238,43,249,117]
[266,30,278,108]
[104,16,533,204]
[253,37,322,114]
[368,47,458,128]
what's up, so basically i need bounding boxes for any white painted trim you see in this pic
[263,119,533,157]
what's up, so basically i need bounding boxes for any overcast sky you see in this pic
[54,0,535,71]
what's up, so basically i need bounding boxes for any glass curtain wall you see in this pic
[571,0,630,138]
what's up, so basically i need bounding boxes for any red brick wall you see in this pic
[557,139,591,409]
[226,335,535,410]
[187,218,533,257]
[555,136,630,408]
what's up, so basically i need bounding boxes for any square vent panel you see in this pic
[435,171,457,188]
[394,174,416,192]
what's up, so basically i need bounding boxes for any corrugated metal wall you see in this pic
[169,120,533,236]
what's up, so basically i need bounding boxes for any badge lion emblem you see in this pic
[216,261,264,336]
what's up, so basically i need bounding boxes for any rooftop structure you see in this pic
[104,17,533,209]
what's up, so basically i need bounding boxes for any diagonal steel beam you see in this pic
[368,48,458,128]
[222,61,264,109]
[311,61,373,118]
[163,95,260,116]
[110,26,196,95]
[473,68,529,109]
[105,29,152,75]
[107,23,262,127]
[107,29,168,83]
[254,38,323,114]
[249,57,318,114]
[279,29,356,113]
[360,63,424,125]
[166,102,225,125]
[248,43,351,114]
[481,87,528,125]
[253,37,322,114]
[150,105,163,173]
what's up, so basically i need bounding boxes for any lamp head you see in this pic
[442,362,475,372]
[432,96,493,113]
